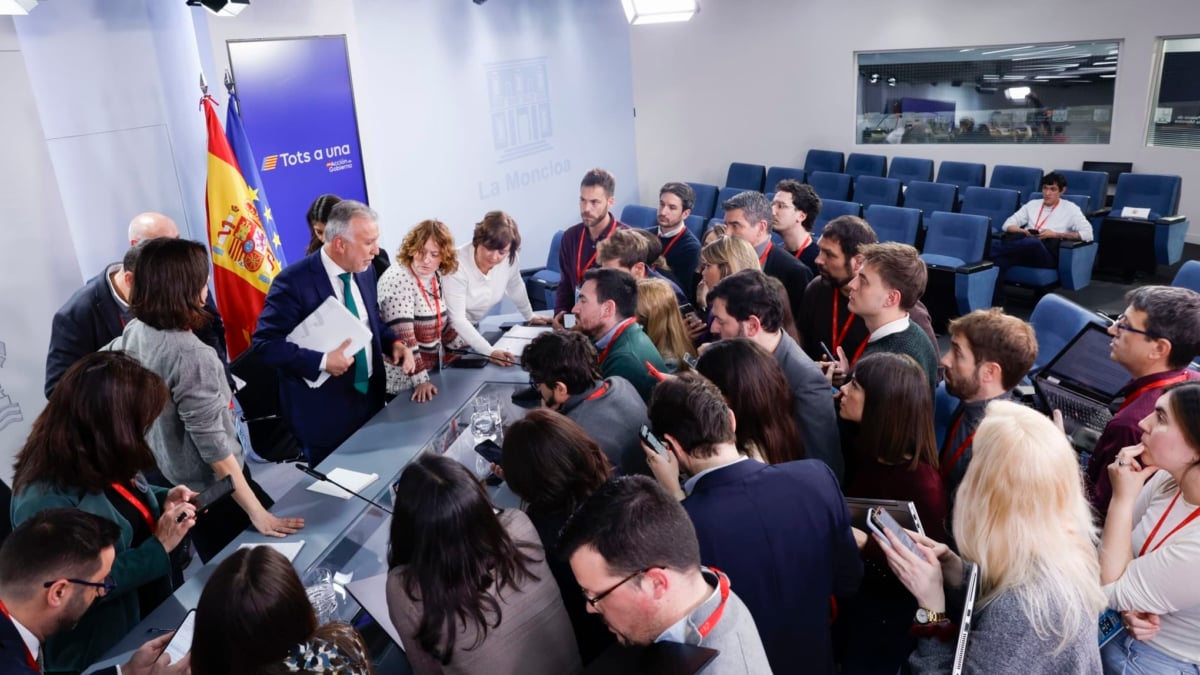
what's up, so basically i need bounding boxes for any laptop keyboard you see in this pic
[1042,389,1112,433]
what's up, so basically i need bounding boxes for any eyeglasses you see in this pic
[44,575,116,597]
[1114,314,1163,340]
[583,568,650,608]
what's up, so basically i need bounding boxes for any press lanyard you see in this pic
[1117,373,1190,414]
[757,241,773,266]
[576,217,618,285]
[0,599,38,671]
[830,290,857,354]
[110,482,156,533]
[597,318,637,365]
[414,272,443,338]
[1139,491,1200,557]
[585,381,611,401]
[695,569,732,639]
[939,411,976,481]
[661,228,686,258]
[793,235,812,260]
[1033,203,1056,231]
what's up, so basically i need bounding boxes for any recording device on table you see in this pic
[1032,323,1131,435]
[866,507,922,556]
[181,476,235,522]
[639,425,669,459]
[157,609,195,664]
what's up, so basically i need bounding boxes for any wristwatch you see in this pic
[914,607,947,624]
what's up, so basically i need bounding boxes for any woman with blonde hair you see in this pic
[1100,381,1200,672]
[378,219,460,402]
[636,278,697,372]
[695,235,759,310]
[880,400,1104,673]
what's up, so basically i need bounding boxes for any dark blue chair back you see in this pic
[1052,170,1107,212]
[804,149,845,175]
[812,200,862,238]
[960,186,1021,234]
[853,176,902,208]
[713,187,746,221]
[1110,174,1182,219]
[1028,293,1108,372]
[903,181,957,216]
[1173,260,1200,293]
[864,205,920,246]
[725,163,766,191]
[808,171,852,201]
[936,161,987,194]
[764,166,807,191]
[1060,194,1091,211]
[922,212,990,265]
[888,156,935,187]
[989,165,1043,203]
[620,204,657,231]
[687,182,720,220]
[684,214,706,240]
[846,152,887,179]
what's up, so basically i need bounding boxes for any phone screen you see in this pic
[192,476,234,514]
[160,609,195,664]
[639,425,668,458]
[474,440,504,466]
[869,508,921,555]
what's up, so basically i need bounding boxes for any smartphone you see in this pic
[158,609,195,664]
[639,425,668,458]
[191,476,234,516]
[474,439,504,467]
[563,313,576,329]
[867,507,922,555]
[678,303,702,325]
[819,341,838,363]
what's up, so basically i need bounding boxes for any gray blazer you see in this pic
[773,333,843,482]
[656,567,774,675]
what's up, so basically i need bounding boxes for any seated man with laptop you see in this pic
[1083,285,1200,521]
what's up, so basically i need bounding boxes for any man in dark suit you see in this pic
[252,200,414,465]
[0,509,186,674]
[641,374,862,675]
[722,190,812,321]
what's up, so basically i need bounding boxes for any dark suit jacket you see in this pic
[252,251,396,455]
[0,612,37,675]
[761,244,813,324]
[683,458,862,675]
[45,265,228,398]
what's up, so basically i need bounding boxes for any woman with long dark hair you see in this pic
[502,409,614,662]
[836,352,946,675]
[191,546,373,675]
[107,237,303,560]
[386,454,581,674]
[306,193,389,277]
[695,338,802,464]
[10,352,196,672]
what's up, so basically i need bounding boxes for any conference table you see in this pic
[93,320,536,674]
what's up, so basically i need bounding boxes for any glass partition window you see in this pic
[1147,37,1200,149]
[856,41,1120,145]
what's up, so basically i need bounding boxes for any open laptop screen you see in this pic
[1040,324,1131,400]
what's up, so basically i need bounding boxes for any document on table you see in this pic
[287,296,373,388]
[492,324,553,357]
[305,467,380,499]
[237,540,305,562]
[345,573,405,650]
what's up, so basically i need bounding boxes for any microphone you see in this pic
[294,464,393,514]
[443,347,519,367]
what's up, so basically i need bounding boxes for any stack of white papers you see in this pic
[492,324,553,357]
[237,540,306,562]
[305,467,380,499]
[287,296,374,388]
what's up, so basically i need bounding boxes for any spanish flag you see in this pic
[202,94,284,360]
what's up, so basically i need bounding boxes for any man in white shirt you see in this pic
[0,509,187,674]
[993,171,1093,288]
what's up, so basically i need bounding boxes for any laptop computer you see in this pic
[1033,323,1131,435]
[952,561,981,675]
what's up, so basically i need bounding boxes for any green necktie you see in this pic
[339,272,370,395]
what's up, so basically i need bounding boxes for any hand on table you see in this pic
[411,381,438,403]
[251,512,305,538]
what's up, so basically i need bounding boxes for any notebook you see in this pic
[1033,323,1130,434]
[952,561,980,675]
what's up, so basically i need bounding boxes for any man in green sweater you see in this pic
[842,242,939,389]
[572,268,666,402]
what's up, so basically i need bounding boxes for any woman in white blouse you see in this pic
[1101,381,1200,673]
[443,211,550,366]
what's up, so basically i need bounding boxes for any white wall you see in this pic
[629,0,1200,243]
[0,18,81,484]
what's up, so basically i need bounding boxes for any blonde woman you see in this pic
[635,278,697,372]
[695,235,760,310]
[880,400,1104,673]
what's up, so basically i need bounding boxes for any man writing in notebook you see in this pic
[553,168,628,319]
[1086,285,1200,520]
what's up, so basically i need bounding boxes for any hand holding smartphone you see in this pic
[867,507,922,556]
[639,425,669,459]
[158,609,195,664]
[184,476,234,522]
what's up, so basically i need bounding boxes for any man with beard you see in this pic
[571,268,666,402]
[521,329,652,477]
[553,168,629,317]
[938,309,1038,505]
[654,182,702,300]
[797,216,937,372]
[0,509,187,674]
[559,476,772,675]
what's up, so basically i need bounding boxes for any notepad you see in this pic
[237,540,305,562]
[305,467,380,499]
[492,324,553,356]
[287,296,374,389]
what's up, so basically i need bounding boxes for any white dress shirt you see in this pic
[1002,198,1094,242]
[318,247,373,376]
[9,612,39,665]
[442,243,535,355]
[868,314,910,343]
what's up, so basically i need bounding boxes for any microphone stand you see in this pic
[294,464,393,514]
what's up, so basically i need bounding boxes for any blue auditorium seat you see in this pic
[903,181,957,216]
[523,229,566,310]
[920,212,997,319]
[764,166,807,191]
[864,205,920,246]
[1098,174,1189,272]
[812,200,862,238]
[853,176,902,209]
[1173,260,1200,293]
[807,171,852,201]
[686,182,719,220]
[989,165,1043,203]
[845,152,887,180]
[1027,293,1109,373]
[804,149,845,175]
[725,162,766,191]
[959,186,1020,235]
[713,186,746,221]
[620,204,657,230]
[888,156,934,187]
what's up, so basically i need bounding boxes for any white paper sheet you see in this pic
[492,324,553,356]
[287,296,374,388]
[237,540,306,562]
[305,467,380,500]
[345,573,405,650]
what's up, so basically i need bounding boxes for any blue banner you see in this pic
[227,36,368,263]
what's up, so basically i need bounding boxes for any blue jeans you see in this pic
[1102,633,1200,674]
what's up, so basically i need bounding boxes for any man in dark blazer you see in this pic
[722,190,812,321]
[252,200,413,466]
[642,374,862,675]
[0,509,187,674]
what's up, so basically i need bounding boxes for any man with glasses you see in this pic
[771,179,821,271]
[520,329,651,476]
[0,508,188,674]
[558,476,771,674]
[1085,285,1200,519]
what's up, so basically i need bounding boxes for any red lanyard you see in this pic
[830,290,857,354]
[575,217,618,285]
[597,318,637,365]
[660,228,686,258]
[695,569,732,639]
[757,241,773,266]
[1118,373,1191,414]
[1033,203,1056,231]
[793,235,812,260]
[0,599,38,671]
[939,411,976,481]
[585,381,611,401]
[413,272,443,338]
[110,482,156,533]
[1139,491,1200,557]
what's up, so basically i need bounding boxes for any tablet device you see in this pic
[952,561,980,675]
